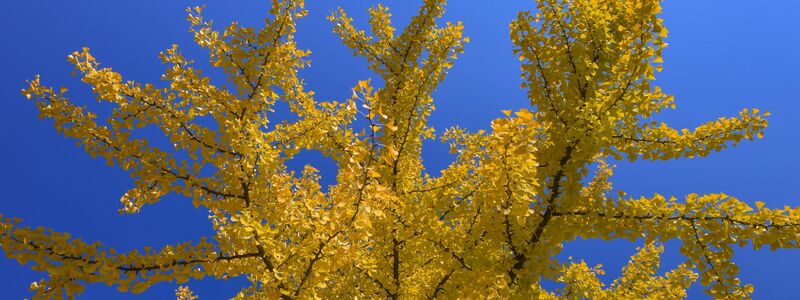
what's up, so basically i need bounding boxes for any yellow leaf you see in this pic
[755,201,765,210]
[358,79,370,91]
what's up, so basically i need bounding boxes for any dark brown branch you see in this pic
[430,268,455,299]
[550,210,800,230]
[5,233,260,274]
[509,143,576,283]
[689,220,730,296]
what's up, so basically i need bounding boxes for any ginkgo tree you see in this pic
[4,0,794,298]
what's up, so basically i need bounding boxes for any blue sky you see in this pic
[1,0,798,298]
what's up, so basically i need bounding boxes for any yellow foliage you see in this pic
[7,0,790,299]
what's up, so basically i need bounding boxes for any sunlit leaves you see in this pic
[7,0,793,299]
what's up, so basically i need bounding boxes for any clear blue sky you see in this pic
[1,0,798,298]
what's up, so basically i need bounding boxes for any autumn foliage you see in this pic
[5,0,793,299]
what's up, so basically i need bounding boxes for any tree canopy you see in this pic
[4,0,795,299]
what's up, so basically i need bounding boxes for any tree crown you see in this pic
[5,0,792,299]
